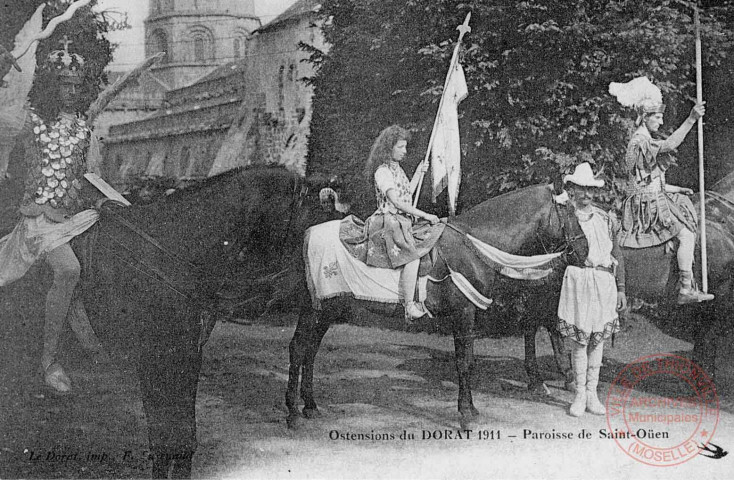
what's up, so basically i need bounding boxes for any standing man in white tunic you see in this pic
[557,163,627,417]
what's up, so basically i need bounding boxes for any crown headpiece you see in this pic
[47,36,85,84]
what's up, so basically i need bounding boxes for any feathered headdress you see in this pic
[609,76,665,120]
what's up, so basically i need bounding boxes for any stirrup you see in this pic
[677,287,714,305]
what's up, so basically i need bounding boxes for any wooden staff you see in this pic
[412,12,471,210]
[694,2,708,293]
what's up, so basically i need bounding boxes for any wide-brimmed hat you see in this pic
[563,163,604,188]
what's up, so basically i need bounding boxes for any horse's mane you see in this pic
[460,183,553,218]
[163,164,298,200]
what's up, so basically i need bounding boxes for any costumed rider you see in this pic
[609,76,713,304]
[0,46,102,394]
[557,163,627,417]
[340,125,444,321]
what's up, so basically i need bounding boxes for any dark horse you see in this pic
[616,191,734,379]
[286,184,582,428]
[76,165,343,478]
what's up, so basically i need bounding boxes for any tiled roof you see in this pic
[106,97,242,142]
[257,0,320,33]
[195,60,246,84]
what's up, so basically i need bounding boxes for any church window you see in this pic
[179,146,190,177]
[287,63,295,82]
[194,37,205,62]
[188,26,214,62]
[234,38,241,59]
[113,154,123,178]
[151,30,169,63]
[278,65,285,109]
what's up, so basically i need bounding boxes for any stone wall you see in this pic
[103,0,323,189]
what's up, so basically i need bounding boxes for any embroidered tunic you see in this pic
[340,162,444,269]
[618,128,697,248]
[557,207,621,346]
[0,111,98,287]
[21,112,89,218]
[374,162,412,214]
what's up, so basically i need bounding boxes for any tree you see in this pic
[307,0,733,215]
[2,0,115,121]
[0,0,116,230]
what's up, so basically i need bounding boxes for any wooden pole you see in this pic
[694,2,708,293]
[412,12,471,212]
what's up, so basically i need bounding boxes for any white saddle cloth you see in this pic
[305,220,401,309]
[304,220,564,311]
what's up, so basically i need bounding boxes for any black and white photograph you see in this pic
[1,0,733,478]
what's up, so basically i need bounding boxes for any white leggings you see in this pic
[677,228,695,272]
[399,259,419,304]
[42,243,80,367]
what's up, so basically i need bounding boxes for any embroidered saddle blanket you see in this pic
[305,220,403,309]
[304,220,564,311]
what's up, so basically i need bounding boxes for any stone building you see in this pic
[94,0,261,141]
[102,0,323,188]
[146,0,260,89]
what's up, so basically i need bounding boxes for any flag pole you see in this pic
[412,12,471,211]
[694,2,708,293]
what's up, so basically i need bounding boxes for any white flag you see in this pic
[431,61,468,214]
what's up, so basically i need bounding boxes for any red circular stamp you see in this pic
[605,353,719,466]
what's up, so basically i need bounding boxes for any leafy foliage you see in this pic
[307,0,733,214]
[2,0,114,122]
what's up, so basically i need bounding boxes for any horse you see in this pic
[73,165,345,478]
[285,184,584,429]
[616,191,734,379]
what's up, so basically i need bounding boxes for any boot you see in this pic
[586,342,606,415]
[569,342,587,417]
[677,271,714,305]
[404,301,427,321]
[41,360,72,394]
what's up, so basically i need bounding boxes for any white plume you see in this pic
[608,76,662,108]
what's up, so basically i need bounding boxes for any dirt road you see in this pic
[2,286,733,479]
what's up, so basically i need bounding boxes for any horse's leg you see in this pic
[692,318,719,382]
[300,317,331,419]
[523,326,547,395]
[453,304,478,428]
[286,307,330,428]
[548,328,574,391]
[138,334,201,479]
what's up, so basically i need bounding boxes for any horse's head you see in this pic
[215,168,351,269]
[547,189,589,266]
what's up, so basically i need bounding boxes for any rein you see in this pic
[96,202,229,301]
[279,178,309,257]
[94,202,228,351]
[549,194,587,263]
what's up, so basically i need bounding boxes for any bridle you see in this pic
[545,189,587,266]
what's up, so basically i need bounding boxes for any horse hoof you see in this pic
[528,382,551,396]
[286,413,302,430]
[470,405,480,417]
[459,414,476,431]
[564,380,575,392]
[302,407,321,419]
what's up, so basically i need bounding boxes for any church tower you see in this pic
[145,0,260,88]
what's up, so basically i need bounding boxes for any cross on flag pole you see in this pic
[412,12,471,216]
